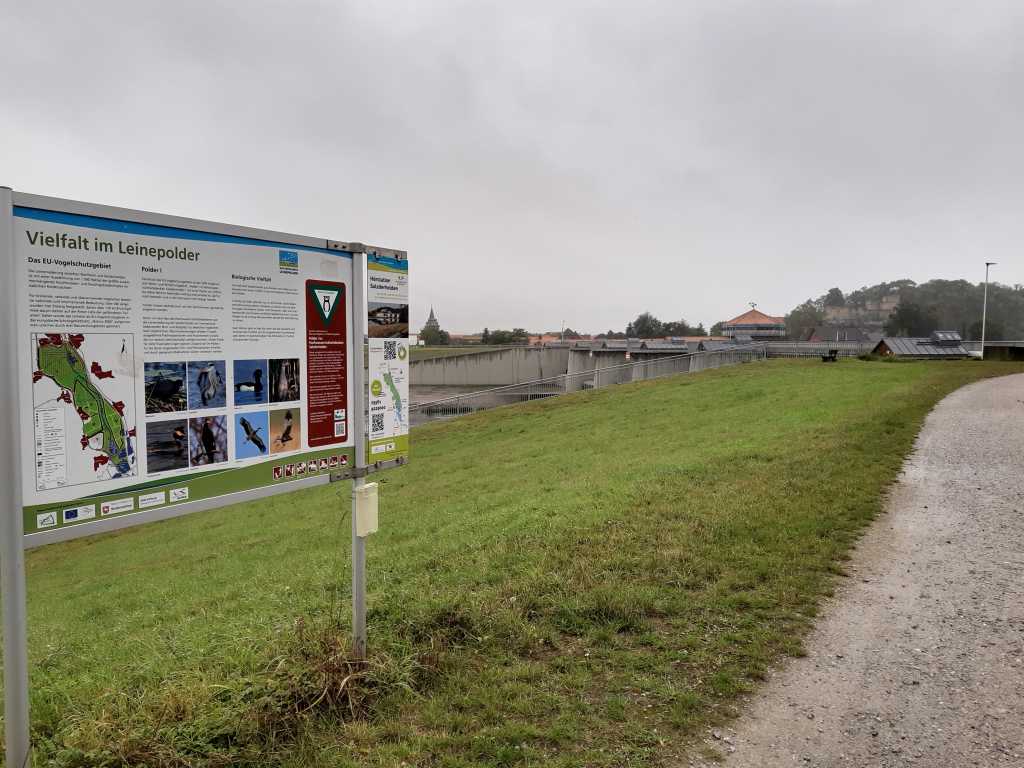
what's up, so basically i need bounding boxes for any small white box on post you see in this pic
[354,482,379,537]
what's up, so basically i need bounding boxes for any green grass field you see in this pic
[5,360,1021,766]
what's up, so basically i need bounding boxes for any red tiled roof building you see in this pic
[721,308,786,340]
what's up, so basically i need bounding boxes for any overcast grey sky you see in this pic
[3,1,1022,333]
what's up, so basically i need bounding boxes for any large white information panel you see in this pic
[10,196,356,544]
[0,190,413,767]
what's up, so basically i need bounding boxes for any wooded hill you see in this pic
[786,279,1024,339]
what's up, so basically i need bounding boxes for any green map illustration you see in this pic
[33,333,137,483]
[383,371,404,425]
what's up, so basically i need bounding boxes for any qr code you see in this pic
[371,413,384,433]
[334,420,346,438]
[383,341,397,360]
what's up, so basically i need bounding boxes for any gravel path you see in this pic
[691,372,1024,768]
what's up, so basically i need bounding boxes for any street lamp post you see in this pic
[981,262,996,360]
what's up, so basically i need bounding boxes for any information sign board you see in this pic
[366,251,409,463]
[1,189,409,766]
[9,194,357,546]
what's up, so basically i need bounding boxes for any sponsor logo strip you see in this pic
[139,491,166,509]
[101,498,135,516]
[62,504,96,523]
[36,511,58,529]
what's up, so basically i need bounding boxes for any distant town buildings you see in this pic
[721,308,787,340]
[530,334,562,345]
[530,333,594,345]
[449,333,483,344]
[421,304,910,348]
[825,293,899,328]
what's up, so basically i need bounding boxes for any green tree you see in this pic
[968,320,1004,340]
[420,326,450,345]
[846,279,916,306]
[784,300,824,339]
[884,302,938,336]
[488,328,530,345]
[893,279,1023,338]
[823,287,845,307]
[626,312,663,338]
[481,328,490,344]
[662,319,706,336]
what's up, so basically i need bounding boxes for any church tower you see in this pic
[422,306,440,333]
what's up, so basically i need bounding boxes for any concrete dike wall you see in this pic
[410,347,572,387]
[564,349,694,391]
[411,346,766,425]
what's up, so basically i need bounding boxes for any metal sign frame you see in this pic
[1,186,31,767]
[0,188,397,766]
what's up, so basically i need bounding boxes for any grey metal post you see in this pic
[981,262,995,360]
[351,251,368,659]
[1,187,32,766]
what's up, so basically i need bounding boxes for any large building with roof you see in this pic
[721,308,787,340]
[872,331,969,359]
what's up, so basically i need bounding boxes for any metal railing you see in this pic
[962,340,1024,351]
[764,341,873,358]
[411,344,766,423]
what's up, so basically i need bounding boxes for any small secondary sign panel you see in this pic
[13,201,355,539]
[366,252,409,463]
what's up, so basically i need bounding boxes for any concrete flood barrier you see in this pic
[565,350,695,390]
[412,345,767,425]
[409,347,571,387]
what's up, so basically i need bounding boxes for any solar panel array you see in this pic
[930,330,963,346]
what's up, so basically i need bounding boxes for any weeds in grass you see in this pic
[41,617,435,767]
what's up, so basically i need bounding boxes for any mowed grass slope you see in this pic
[6,360,1020,766]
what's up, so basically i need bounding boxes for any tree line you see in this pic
[596,312,707,339]
[418,312,707,346]
[417,324,535,346]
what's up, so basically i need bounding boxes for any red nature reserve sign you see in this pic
[305,280,348,447]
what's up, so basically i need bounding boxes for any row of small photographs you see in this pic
[235,409,301,459]
[144,358,301,414]
[145,408,302,472]
[273,454,348,480]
